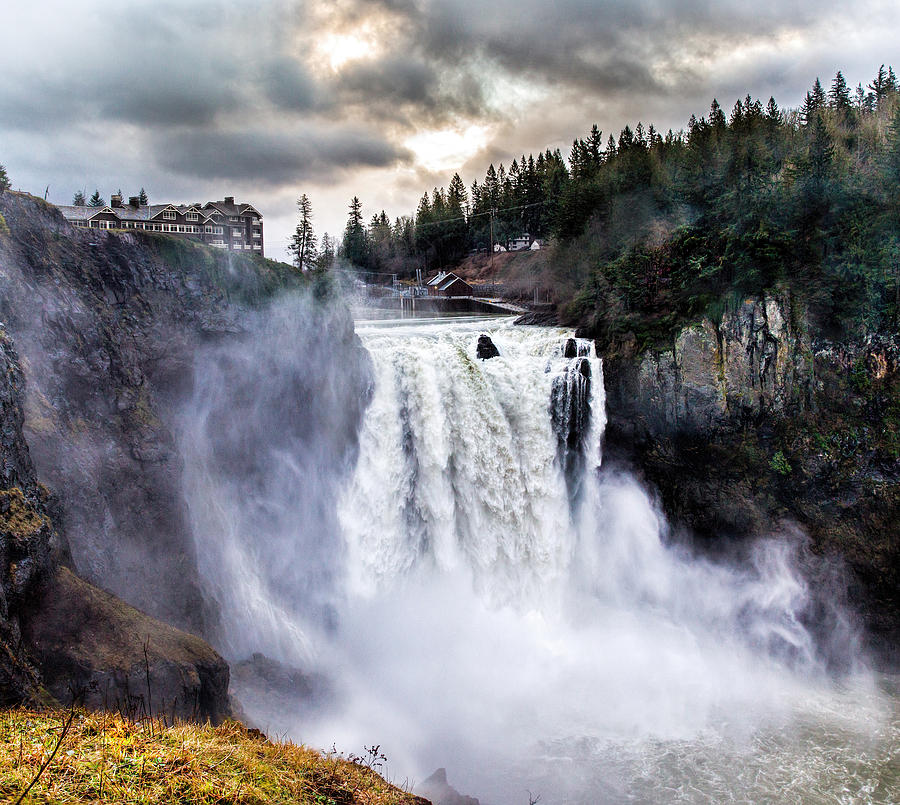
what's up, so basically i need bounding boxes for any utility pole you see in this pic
[489,210,495,272]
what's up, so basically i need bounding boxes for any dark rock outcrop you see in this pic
[0,327,55,703]
[600,294,900,665]
[418,768,480,805]
[22,567,230,723]
[0,320,230,715]
[552,355,592,503]
[229,652,331,733]
[514,307,560,326]
[476,333,500,359]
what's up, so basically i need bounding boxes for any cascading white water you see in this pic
[181,307,895,805]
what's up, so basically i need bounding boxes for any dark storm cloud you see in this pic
[157,129,412,185]
[262,57,324,112]
[340,0,848,102]
[336,57,437,107]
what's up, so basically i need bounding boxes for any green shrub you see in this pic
[770,450,792,475]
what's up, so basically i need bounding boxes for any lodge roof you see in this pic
[59,200,261,223]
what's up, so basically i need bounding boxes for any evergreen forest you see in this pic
[336,66,900,345]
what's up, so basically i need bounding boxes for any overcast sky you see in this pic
[1,0,897,261]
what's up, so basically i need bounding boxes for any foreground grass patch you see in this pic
[0,708,426,804]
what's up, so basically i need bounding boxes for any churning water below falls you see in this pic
[183,309,898,804]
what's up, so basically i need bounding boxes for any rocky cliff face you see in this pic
[602,294,899,666]
[0,191,371,715]
[0,327,55,703]
[0,321,229,718]
[627,296,811,433]
[0,191,314,635]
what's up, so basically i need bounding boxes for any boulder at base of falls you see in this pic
[564,337,578,358]
[229,652,332,732]
[476,334,500,360]
[418,768,481,805]
[20,567,231,724]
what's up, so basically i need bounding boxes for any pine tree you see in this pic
[290,193,317,271]
[73,190,86,205]
[806,113,835,193]
[811,77,827,108]
[447,172,468,213]
[829,71,853,120]
[138,187,149,205]
[634,122,647,147]
[587,124,603,169]
[709,99,727,131]
[882,103,900,189]
[605,134,617,159]
[484,164,499,209]
[88,190,104,207]
[340,196,368,268]
[0,164,9,193]
[854,83,873,114]
[317,233,336,270]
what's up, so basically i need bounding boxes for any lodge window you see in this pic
[163,210,176,220]
[187,212,198,221]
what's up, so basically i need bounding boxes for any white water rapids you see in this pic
[181,307,898,804]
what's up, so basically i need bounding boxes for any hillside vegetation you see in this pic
[0,708,425,805]
[336,66,900,349]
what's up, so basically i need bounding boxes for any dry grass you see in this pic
[0,708,426,804]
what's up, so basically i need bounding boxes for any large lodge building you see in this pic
[58,194,264,257]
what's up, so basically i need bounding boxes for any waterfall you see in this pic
[179,308,882,805]
[338,320,601,605]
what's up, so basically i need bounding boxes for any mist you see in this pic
[177,304,885,804]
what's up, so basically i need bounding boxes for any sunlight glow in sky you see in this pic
[404,125,494,175]
[316,31,379,72]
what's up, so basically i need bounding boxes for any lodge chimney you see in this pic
[110,193,123,208]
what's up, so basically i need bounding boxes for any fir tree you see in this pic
[882,103,900,189]
[709,99,727,131]
[829,71,853,120]
[72,190,86,206]
[317,233,336,270]
[88,190,105,207]
[605,134,617,160]
[290,193,317,271]
[0,164,9,193]
[138,187,149,205]
[811,77,827,108]
[586,124,604,169]
[340,196,368,267]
